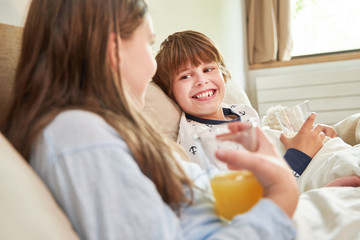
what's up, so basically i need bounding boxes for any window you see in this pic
[291,0,360,57]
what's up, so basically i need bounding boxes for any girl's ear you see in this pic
[107,32,120,71]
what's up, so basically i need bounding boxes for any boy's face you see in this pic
[172,61,226,120]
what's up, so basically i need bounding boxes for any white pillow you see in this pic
[224,79,251,107]
[144,82,182,140]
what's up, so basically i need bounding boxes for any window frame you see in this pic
[249,50,360,70]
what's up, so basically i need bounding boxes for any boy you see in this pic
[153,30,333,177]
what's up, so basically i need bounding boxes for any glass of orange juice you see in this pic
[194,123,263,221]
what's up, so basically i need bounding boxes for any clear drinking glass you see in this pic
[194,122,263,221]
[275,100,310,138]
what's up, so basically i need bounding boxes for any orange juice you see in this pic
[210,170,263,220]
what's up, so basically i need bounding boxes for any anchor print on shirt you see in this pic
[189,145,197,155]
[238,111,245,116]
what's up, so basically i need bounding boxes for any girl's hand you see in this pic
[280,113,325,158]
[215,122,298,218]
[326,176,360,187]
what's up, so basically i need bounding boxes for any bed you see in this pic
[144,81,360,240]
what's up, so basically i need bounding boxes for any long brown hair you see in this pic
[3,0,192,211]
[153,30,231,100]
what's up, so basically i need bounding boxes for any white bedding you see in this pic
[293,187,360,240]
[294,114,360,240]
[263,113,360,239]
[298,113,360,192]
[298,138,360,193]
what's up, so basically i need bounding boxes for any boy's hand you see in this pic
[318,124,337,138]
[280,113,325,158]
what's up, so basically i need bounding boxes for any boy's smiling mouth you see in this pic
[192,89,216,99]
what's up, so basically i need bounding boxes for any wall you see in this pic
[0,0,249,91]
[249,59,360,125]
[147,0,248,90]
[0,0,30,26]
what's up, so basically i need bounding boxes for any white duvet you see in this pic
[264,113,360,240]
[294,187,360,240]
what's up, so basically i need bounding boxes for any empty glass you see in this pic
[275,100,310,138]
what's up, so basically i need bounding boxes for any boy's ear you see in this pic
[107,32,121,71]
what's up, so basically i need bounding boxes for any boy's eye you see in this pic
[204,68,214,73]
[180,74,191,80]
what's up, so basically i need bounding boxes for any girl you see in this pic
[3,0,298,239]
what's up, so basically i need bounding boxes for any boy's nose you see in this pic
[194,75,208,86]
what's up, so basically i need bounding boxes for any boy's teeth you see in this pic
[195,90,214,99]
